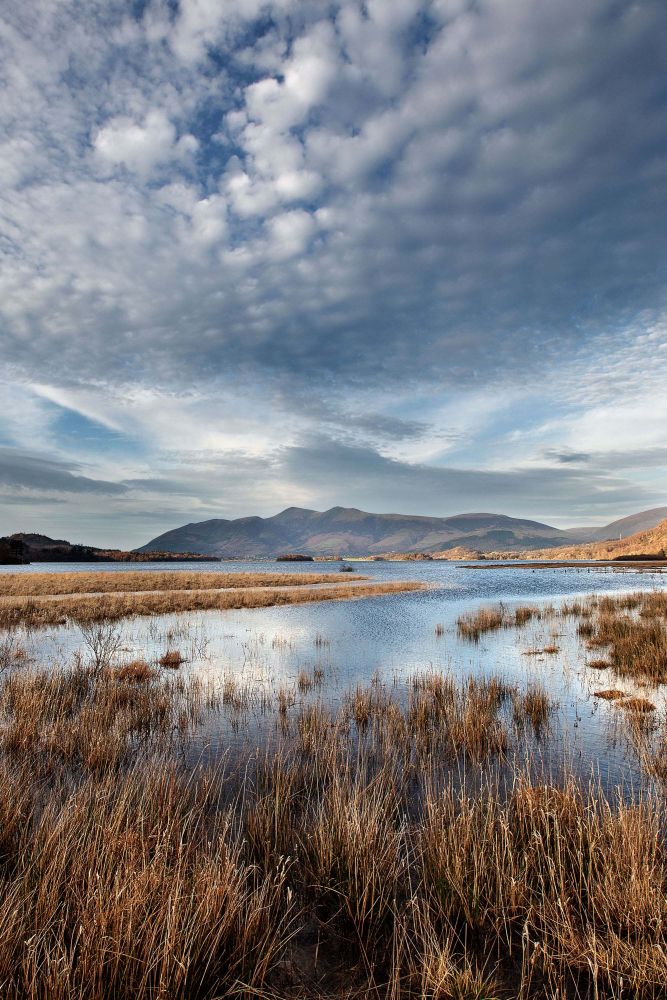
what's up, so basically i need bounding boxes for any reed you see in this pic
[158,648,185,668]
[457,603,540,640]
[0,653,665,996]
[570,592,667,683]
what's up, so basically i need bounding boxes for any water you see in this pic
[4,559,666,789]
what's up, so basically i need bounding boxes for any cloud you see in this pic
[93,110,198,176]
[0,0,665,543]
[0,448,128,496]
[283,437,660,521]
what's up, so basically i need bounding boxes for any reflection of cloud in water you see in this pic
[9,560,667,790]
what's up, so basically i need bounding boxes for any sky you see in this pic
[1,0,666,548]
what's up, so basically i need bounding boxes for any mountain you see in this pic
[137,506,571,558]
[478,518,667,562]
[559,508,667,543]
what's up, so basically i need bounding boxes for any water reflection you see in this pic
[5,559,666,793]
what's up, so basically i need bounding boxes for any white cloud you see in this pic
[0,0,665,541]
[93,110,197,176]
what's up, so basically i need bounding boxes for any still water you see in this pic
[6,559,667,789]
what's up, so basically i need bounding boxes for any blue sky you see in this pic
[1,0,666,547]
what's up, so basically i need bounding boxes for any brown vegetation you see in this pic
[457,603,539,640]
[0,658,663,998]
[470,517,667,562]
[0,579,424,628]
[566,591,667,684]
[0,569,364,597]
[158,649,185,668]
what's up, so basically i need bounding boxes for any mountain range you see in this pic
[136,505,667,559]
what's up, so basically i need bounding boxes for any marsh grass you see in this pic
[1,594,666,997]
[567,592,667,684]
[0,580,424,628]
[159,648,185,668]
[0,569,366,597]
[0,659,665,997]
[514,683,554,733]
[457,603,540,641]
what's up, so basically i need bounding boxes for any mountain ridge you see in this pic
[136,505,667,558]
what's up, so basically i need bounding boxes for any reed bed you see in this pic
[0,656,663,998]
[0,580,424,628]
[566,591,667,683]
[457,603,540,640]
[0,569,365,597]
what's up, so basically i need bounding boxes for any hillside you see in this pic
[137,506,573,558]
[566,506,667,542]
[480,518,667,562]
[0,534,218,564]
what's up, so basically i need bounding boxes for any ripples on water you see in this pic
[6,558,667,793]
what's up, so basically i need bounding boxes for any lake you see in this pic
[5,558,667,791]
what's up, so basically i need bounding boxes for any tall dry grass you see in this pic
[0,569,365,597]
[457,603,540,640]
[0,651,663,997]
[0,580,424,628]
[566,591,667,683]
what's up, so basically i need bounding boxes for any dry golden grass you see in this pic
[0,659,665,997]
[514,683,554,732]
[621,696,657,713]
[594,689,626,701]
[569,591,667,684]
[457,603,540,640]
[588,658,611,670]
[0,569,365,597]
[158,648,185,668]
[114,659,155,682]
[0,579,424,628]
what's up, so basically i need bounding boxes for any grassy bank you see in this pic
[0,651,665,998]
[0,570,365,597]
[0,579,423,628]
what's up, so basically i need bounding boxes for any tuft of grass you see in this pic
[594,689,626,701]
[159,648,185,668]
[115,659,155,682]
[570,592,667,684]
[621,696,657,713]
[297,670,313,693]
[588,658,610,670]
[514,683,553,732]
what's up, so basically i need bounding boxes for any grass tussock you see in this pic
[158,648,185,668]
[0,661,665,997]
[0,569,365,597]
[0,580,424,629]
[114,659,155,682]
[594,689,627,701]
[621,696,657,713]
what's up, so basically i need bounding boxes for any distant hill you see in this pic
[0,533,218,564]
[478,517,667,562]
[137,506,573,558]
[562,507,667,542]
